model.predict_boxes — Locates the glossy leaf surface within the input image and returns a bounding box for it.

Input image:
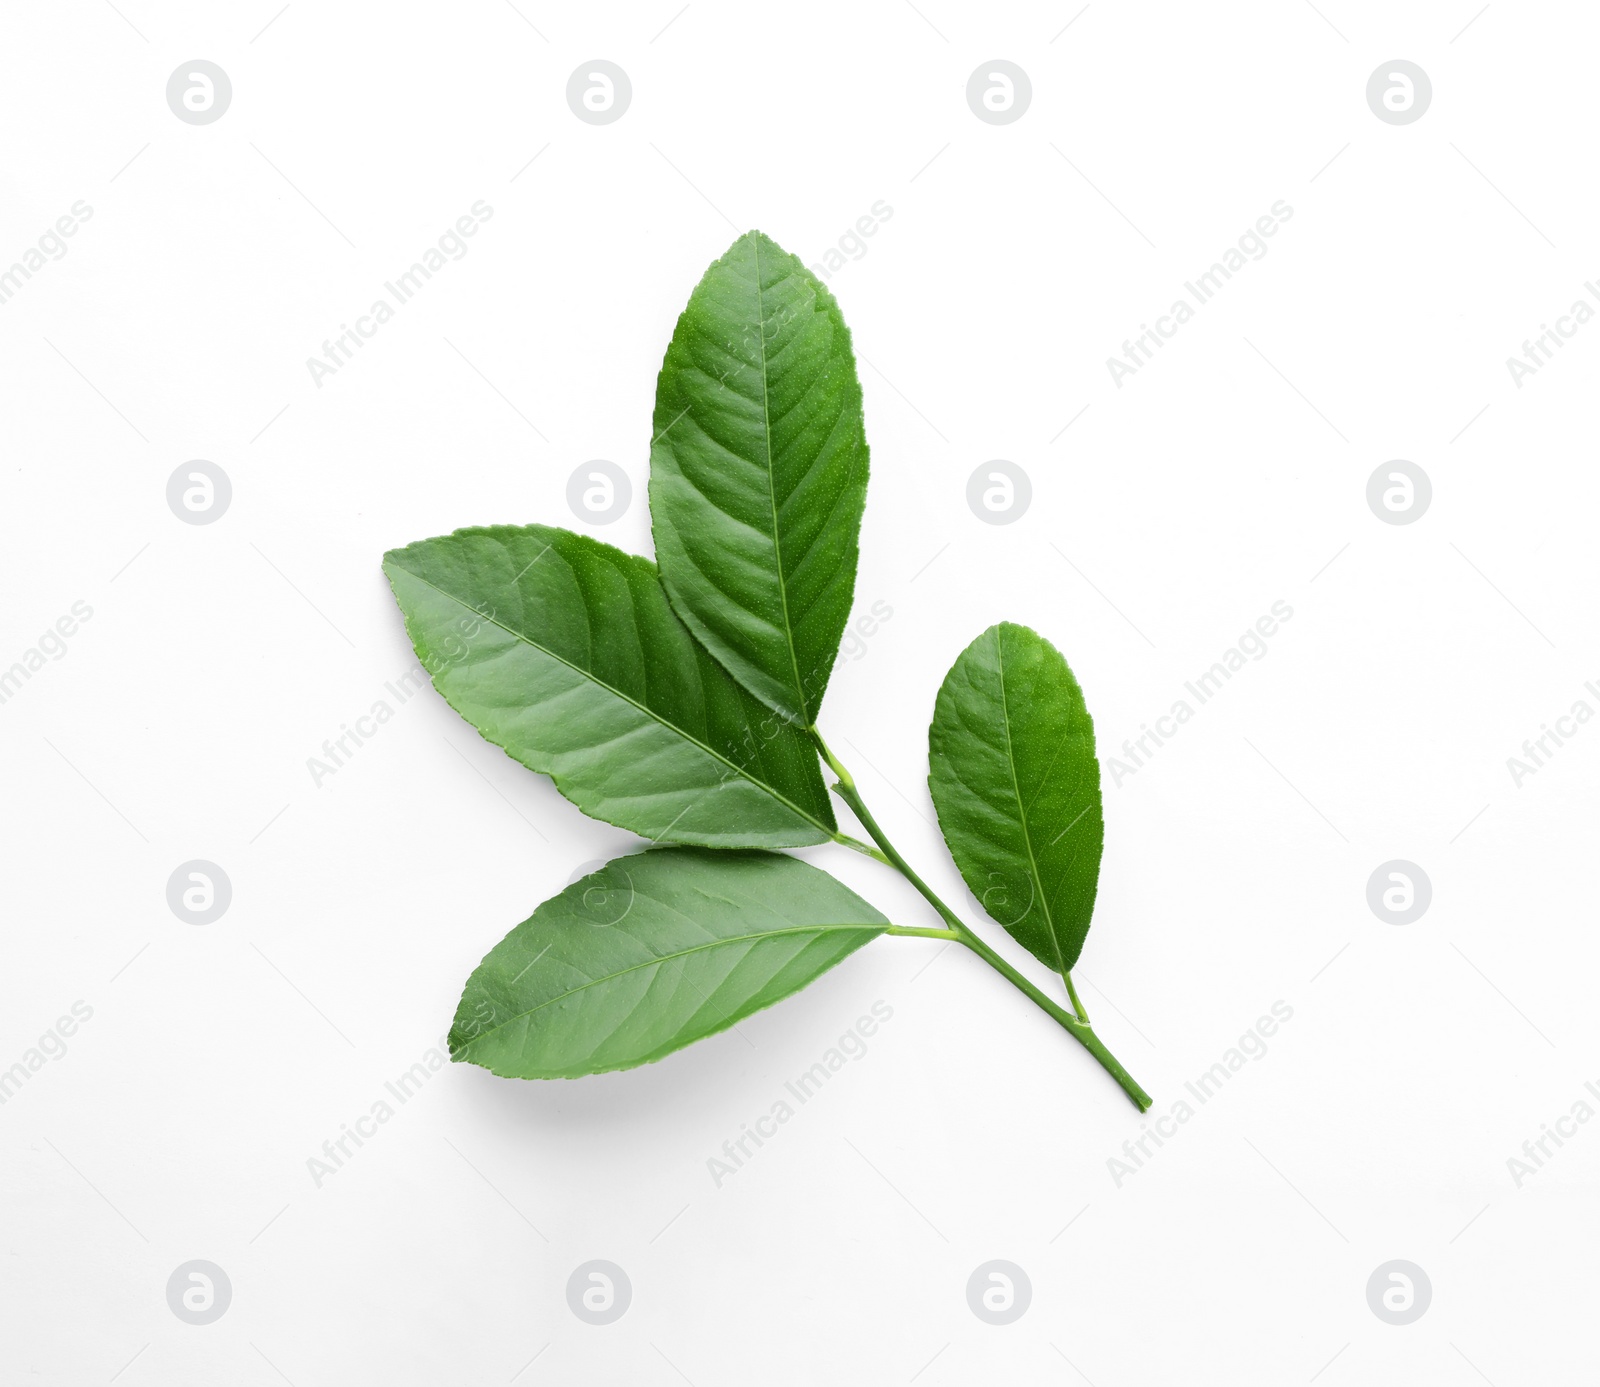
[450,848,887,1077]
[928,622,1105,976]
[384,525,835,847]
[649,230,869,727]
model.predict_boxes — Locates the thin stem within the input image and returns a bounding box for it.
[835,832,891,866]
[886,925,962,941]
[813,732,965,933]
[955,931,1150,1109]
[1064,971,1089,1024]
[810,724,1151,1113]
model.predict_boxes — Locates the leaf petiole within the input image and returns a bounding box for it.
[812,725,1151,1112]
[834,832,891,865]
[1064,971,1090,1024]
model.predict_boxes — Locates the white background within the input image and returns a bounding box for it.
[1,1,1595,1383]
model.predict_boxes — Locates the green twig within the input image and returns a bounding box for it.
[816,725,1151,1112]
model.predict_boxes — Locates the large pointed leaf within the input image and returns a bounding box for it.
[649,230,869,728]
[450,848,888,1077]
[928,623,1105,978]
[383,525,836,848]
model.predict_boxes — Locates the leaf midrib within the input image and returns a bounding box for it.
[993,626,1067,979]
[456,920,884,1051]
[749,233,811,726]
[389,558,833,837]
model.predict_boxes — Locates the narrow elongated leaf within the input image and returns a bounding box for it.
[383,525,836,848]
[450,848,888,1077]
[928,623,1105,977]
[649,230,869,728]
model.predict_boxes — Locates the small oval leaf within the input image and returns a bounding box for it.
[928,622,1104,977]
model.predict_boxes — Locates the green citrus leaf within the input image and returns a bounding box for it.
[450,848,888,1077]
[649,230,869,728]
[928,622,1105,977]
[383,525,836,848]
